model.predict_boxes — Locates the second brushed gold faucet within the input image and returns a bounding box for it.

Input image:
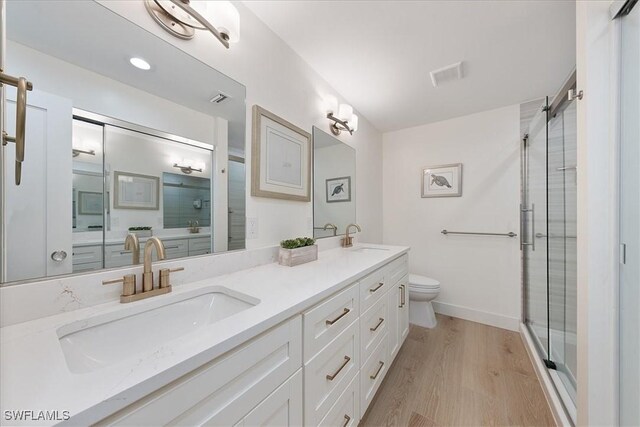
[143,237,166,292]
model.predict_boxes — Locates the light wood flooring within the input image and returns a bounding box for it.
[360,315,555,427]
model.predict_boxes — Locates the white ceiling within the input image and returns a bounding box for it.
[244,1,576,132]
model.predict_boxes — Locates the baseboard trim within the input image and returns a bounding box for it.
[432,301,520,331]
[519,323,574,427]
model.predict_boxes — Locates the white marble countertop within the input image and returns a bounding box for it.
[0,244,409,426]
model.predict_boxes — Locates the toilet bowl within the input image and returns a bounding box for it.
[408,274,441,329]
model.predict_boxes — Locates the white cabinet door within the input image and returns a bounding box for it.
[388,284,401,360]
[398,275,410,344]
[3,87,73,282]
[240,369,303,427]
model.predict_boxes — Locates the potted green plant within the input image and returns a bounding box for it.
[128,226,153,238]
[278,237,317,267]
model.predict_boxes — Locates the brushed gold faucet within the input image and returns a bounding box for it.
[103,236,184,303]
[143,237,166,292]
[342,223,361,248]
[124,233,140,265]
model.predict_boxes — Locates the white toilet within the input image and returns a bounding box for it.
[408,274,441,328]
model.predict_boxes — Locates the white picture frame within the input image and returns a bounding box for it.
[77,191,103,215]
[421,163,462,198]
[326,176,352,203]
[114,171,159,210]
[252,105,312,202]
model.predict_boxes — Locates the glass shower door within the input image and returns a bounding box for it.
[523,97,549,358]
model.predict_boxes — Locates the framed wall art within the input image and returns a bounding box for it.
[114,171,159,210]
[326,176,351,203]
[421,163,462,198]
[251,105,312,202]
[77,191,103,215]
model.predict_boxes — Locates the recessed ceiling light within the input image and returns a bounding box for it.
[129,57,151,71]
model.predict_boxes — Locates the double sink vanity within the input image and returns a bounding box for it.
[1,243,409,426]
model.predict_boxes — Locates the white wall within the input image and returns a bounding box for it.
[382,105,521,331]
[98,1,383,248]
[576,1,621,425]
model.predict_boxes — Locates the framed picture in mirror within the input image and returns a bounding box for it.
[252,105,311,202]
[78,191,103,215]
[326,176,351,203]
[114,171,160,210]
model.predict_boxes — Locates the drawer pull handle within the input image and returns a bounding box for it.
[401,284,406,307]
[369,282,384,293]
[326,356,351,381]
[165,245,180,250]
[342,415,351,427]
[326,308,350,326]
[370,361,384,380]
[398,285,403,308]
[370,317,384,332]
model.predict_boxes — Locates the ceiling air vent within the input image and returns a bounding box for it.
[429,61,463,88]
[209,92,229,104]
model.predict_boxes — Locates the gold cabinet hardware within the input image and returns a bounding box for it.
[326,308,350,326]
[342,415,351,427]
[102,274,136,298]
[159,267,184,289]
[398,285,403,308]
[370,361,384,380]
[400,284,406,307]
[326,355,351,381]
[1,71,33,185]
[369,282,384,293]
[370,317,384,332]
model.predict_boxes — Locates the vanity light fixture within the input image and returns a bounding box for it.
[145,0,240,49]
[72,148,96,157]
[129,57,151,71]
[327,103,359,136]
[173,163,202,174]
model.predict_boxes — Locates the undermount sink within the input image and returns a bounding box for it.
[57,286,259,374]
[349,246,391,253]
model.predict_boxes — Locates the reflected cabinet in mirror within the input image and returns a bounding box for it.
[1,1,246,284]
[312,127,356,239]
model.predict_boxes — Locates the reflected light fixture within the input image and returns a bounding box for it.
[72,148,96,157]
[327,103,358,136]
[145,0,240,48]
[173,163,203,174]
[129,57,151,70]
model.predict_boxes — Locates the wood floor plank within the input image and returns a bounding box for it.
[359,315,555,427]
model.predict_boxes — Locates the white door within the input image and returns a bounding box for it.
[239,370,303,427]
[3,87,72,282]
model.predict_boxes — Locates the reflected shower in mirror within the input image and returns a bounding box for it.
[313,127,356,239]
[2,0,246,284]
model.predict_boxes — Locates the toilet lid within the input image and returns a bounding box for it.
[409,274,440,290]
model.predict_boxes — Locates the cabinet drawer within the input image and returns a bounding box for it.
[189,237,211,253]
[303,283,359,363]
[359,267,387,313]
[72,244,102,265]
[104,244,136,268]
[304,320,359,427]
[386,254,408,287]
[319,372,360,427]
[98,316,302,426]
[162,239,189,259]
[360,332,389,412]
[72,261,103,273]
[189,248,211,256]
[360,292,389,364]
[240,369,303,427]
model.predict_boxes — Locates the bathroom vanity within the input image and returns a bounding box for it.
[0,244,409,426]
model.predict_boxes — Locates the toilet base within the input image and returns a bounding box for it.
[409,300,437,329]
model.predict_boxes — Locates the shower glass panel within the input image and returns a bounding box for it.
[547,99,577,403]
[524,98,549,359]
[523,89,578,416]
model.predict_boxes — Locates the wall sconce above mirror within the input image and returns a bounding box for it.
[145,0,240,48]
[326,103,359,136]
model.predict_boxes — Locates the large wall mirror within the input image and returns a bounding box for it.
[312,127,356,239]
[2,1,246,284]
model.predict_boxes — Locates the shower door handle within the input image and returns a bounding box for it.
[520,203,535,251]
